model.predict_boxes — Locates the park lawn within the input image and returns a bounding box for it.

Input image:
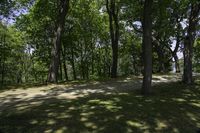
[0,77,200,133]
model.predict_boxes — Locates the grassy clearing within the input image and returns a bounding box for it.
[0,76,200,133]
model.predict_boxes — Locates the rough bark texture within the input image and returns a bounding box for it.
[106,0,119,78]
[142,0,153,95]
[48,0,69,83]
[183,3,200,84]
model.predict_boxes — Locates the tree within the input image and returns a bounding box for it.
[48,0,70,83]
[142,0,153,95]
[106,0,119,78]
[183,1,200,84]
[0,22,25,86]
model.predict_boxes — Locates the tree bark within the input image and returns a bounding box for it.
[154,40,166,73]
[1,53,5,86]
[1,35,6,86]
[61,46,68,81]
[173,31,181,73]
[48,0,70,83]
[106,0,119,78]
[63,60,68,81]
[183,3,200,84]
[59,60,63,81]
[70,46,76,80]
[142,0,153,95]
[174,55,180,73]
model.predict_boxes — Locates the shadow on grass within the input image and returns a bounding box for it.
[0,83,47,93]
[0,81,200,133]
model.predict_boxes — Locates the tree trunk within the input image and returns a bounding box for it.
[154,42,166,73]
[91,47,94,75]
[71,46,76,80]
[1,55,5,86]
[183,36,193,84]
[165,34,180,73]
[183,3,200,84]
[173,29,181,73]
[106,0,119,78]
[48,0,69,83]
[1,35,6,86]
[59,61,63,81]
[80,42,85,79]
[174,54,180,73]
[61,47,68,81]
[63,60,68,81]
[142,0,153,95]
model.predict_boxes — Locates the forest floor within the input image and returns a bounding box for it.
[0,74,200,133]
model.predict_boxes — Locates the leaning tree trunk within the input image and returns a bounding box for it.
[173,38,180,73]
[106,0,119,78]
[142,0,153,95]
[183,3,200,84]
[48,0,70,83]
[174,54,180,73]
[173,21,181,73]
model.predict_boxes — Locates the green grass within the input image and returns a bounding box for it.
[0,80,200,133]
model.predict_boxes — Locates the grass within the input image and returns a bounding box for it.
[0,77,200,133]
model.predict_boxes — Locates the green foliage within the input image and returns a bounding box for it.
[0,23,25,85]
[0,0,200,85]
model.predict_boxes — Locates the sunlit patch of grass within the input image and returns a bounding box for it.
[126,120,149,130]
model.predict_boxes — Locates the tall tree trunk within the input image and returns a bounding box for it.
[142,0,153,95]
[183,3,200,84]
[1,35,6,86]
[91,41,94,75]
[80,42,85,79]
[59,61,63,81]
[61,46,68,81]
[63,60,68,81]
[48,0,69,83]
[183,36,193,84]
[1,54,5,86]
[106,0,119,78]
[71,46,76,80]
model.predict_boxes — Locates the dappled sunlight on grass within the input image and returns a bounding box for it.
[126,120,149,131]
[0,75,200,132]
